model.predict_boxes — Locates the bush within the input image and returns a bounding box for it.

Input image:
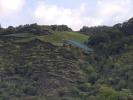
[79,83,92,92]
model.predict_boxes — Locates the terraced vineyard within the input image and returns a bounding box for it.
[0,37,90,100]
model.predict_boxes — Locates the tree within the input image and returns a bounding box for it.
[4,26,15,34]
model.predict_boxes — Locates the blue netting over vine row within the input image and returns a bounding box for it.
[65,40,93,52]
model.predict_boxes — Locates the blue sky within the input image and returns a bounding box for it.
[0,0,133,30]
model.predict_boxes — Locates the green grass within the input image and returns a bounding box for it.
[5,33,34,37]
[38,31,89,45]
[15,31,89,46]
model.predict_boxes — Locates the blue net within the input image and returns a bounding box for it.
[65,40,93,52]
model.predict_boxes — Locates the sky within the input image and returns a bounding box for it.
[0,0,133,30]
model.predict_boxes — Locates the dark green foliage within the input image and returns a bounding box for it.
[87,28,128,55]
[79,26,112,35]
[120,18,133,35]
[0,23,52,35]
[50,25,72,31]
[82,17,133,100]
[0,24,72,35]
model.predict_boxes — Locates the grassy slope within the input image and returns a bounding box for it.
[5,33,35,37]
[15,31,89,46]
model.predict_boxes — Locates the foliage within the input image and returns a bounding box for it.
[0,17,133,100]
[17,31,89,46]
[0,23,72,35]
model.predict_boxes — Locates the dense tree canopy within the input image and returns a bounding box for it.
[82,17,133,100]
[86,18,133,55]
[79,26,112,35]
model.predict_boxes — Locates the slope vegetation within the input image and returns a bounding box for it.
[13,31,89,46]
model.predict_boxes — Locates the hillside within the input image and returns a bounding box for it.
[84,18,133,100]
[0,18,133,100]
[0,37,89,100]
[10,31,89,46]
[0,30,91,100]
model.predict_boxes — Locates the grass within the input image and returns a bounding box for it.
[38,31,89,46]
[15,31,89,46]
[5,33,34,38]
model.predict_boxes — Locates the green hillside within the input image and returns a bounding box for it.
[0,18,133,100]
[38,31,89,45]
[41,31,88,42]
[15,31,89,46]
[5,32,35,37]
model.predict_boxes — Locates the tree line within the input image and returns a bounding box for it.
[0,23,72,35]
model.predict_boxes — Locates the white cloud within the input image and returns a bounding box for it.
[97,0,133,24]
[0,0,133,30]
[0,0,25,16]
[33,1,88,30]
[33,0,133,30]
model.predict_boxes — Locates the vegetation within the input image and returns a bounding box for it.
[0,18,132,100]
[38,31,89,45]
[11,31,89,46]
[79,26,112,35]
[83,18,133,100]
[0,23,72,35]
